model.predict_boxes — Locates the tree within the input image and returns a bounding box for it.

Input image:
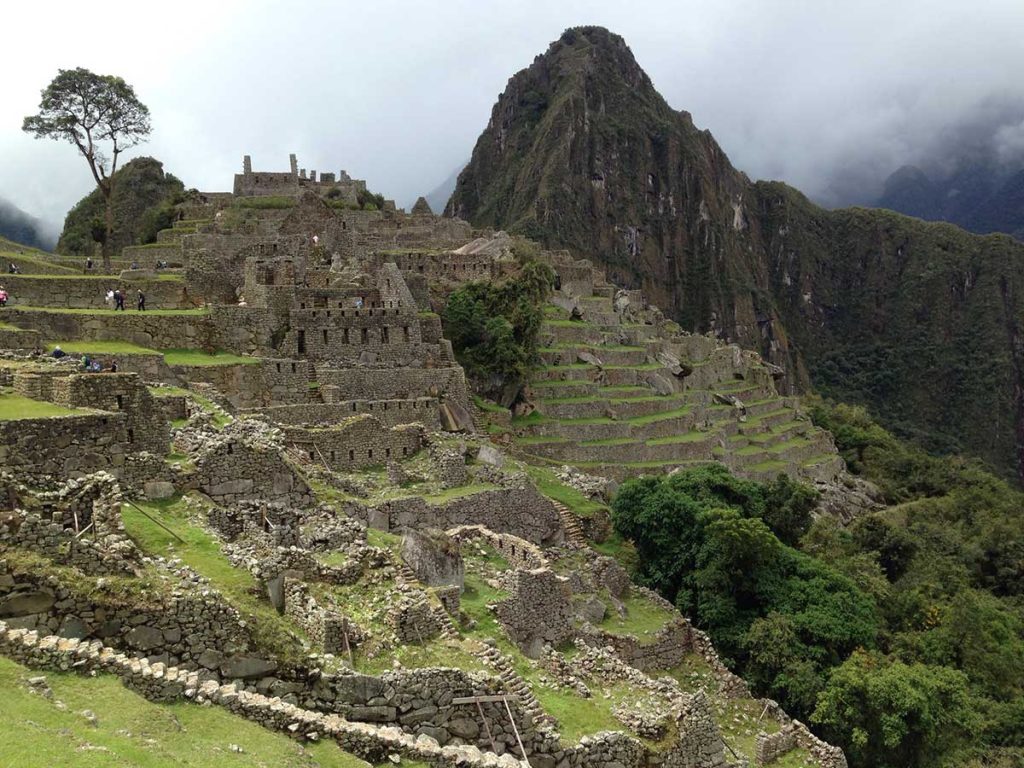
[23,68,151,267]
[813,650,975,768]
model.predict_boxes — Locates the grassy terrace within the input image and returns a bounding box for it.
[524,465,609,518]
[597,591,675,641]
[0,390,91,420]
[9,272,184,281]
[121,495,306,662]
[13,305,208,316]
[44,341,258,366]
[0,656,388,768]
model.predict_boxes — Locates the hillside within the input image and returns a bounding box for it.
[877,161,1024,242]
[447,26,1024,484]
[0,198,52,251]
[57,156,185,258]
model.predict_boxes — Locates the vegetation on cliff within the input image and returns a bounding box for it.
[442,259,554,391]
[611,403,1024,767]
[448,26,1024,485]
[57,156,184,258]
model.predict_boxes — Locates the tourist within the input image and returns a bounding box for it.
[109,361,118,373]
[105,289,115,309]
[81,354,91,369]
[8,262,18,274]
[137,289,146,311]
[51,345,66,359]
[0,286,7,307]
[355,296,363,309]
[130,261,138,270]
[86,256,93,271]
[114,289,125,311]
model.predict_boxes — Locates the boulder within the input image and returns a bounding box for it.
[125,625,165,651]
[578,350,604,368]
[402,528,464,588]
[0,589,55,618]
[476,444,505,468]
[220,655,278,680]
[143,481,176,500]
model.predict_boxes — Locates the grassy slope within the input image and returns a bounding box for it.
[0,656,380,768]
[0,390,89,420]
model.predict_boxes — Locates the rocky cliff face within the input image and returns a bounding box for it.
[447,26,1024,483]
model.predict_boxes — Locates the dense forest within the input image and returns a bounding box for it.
[613,400,1024,768]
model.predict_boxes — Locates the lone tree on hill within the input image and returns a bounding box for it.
[23,67,151,268]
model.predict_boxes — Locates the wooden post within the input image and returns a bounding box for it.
[503,696,531,767]
[475,699,498,755]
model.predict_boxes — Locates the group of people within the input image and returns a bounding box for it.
[105,288,145,311]
[50,346,118,373]
[7,262,19,274]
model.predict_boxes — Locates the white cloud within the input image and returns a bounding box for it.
[3,0,1024,230]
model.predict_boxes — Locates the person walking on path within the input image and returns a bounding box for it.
[137,289,146,311]
[113,289,125,311]
[0,286,7,307]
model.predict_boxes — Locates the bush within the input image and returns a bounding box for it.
[442,260,554,390]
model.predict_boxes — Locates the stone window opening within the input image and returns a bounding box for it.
[385,448,391,458]
[127,428,134,443]
[116,394,124,409]
[276,363,281,373]
[361,328,368,344]
[351,402,357,411]
[368,449,373,459]
[330,450,336,461]
[382,327,389,344]
[227,442,233,455]
[322,329,329,345]
[403,326,410,342]
[382,402,388,410]
[348,449,354,461]
[297,330,306,354]
[402,447,408,456]
[343,328,349,344]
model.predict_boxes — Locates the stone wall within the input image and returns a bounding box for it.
[0,412,132,481]
[256,398,439,428]
[284,415,424,470]
[2,275,193,310]
[495,568,574,656]
[365,486,563,546]
[314,364,470,414]
[0,565,250,668]
[190,432,313,506]
[447,525,548,571]
[50,372,170,456]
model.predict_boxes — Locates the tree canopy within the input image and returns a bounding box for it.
[23,68,151,262]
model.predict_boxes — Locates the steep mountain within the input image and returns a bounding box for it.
[423,162,464,217]
[447,26,1024,484]
[878,160,1024,241]
[57,156,184,257]
[0,198,52,250]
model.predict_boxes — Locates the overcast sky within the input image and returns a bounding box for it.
[4,0,1024,240]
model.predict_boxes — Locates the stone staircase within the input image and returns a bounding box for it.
[552,500,588,548]
[473,641,548,725]
[396,563,460,641]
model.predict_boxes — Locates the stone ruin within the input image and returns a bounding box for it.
[0,152,855,768]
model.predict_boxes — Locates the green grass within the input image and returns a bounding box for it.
[579,437,637,447]
[10,272,183,282]
[471,394,508,414]
[524,465,608,519]
[646,431,710,446]
[1,252,77,273]
[0,655,378,768]
[163,349,259,366]
[627,405,692,426]
[749,460,789,473]
[12,305,208,316]
[47,340,159,356]
[597,592,674,643]
[120,496,306,662]
[44,341,257,367]
[0,390,90,420]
